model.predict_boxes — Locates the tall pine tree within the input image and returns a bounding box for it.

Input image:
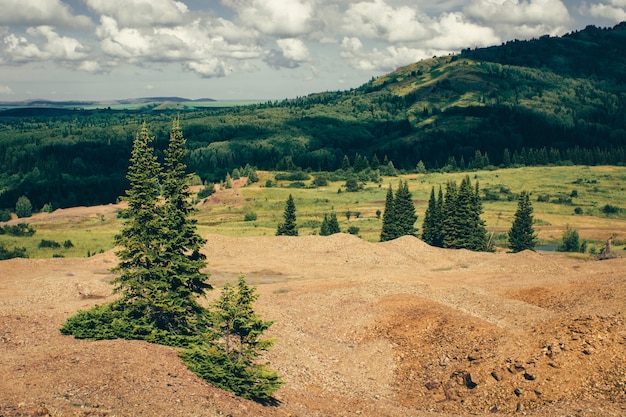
[508,191,537,252]
[276,194,298,236]
[422,186,442,246]
[393,180,417,237]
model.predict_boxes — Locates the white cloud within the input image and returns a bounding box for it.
[584,1,626,22]
[343,0,432,42]
[1,26,87,63]
[0,0,92,27]
[340,36,432,71]
[428,12,500,49]
[277,38,310,62]
[225,0,317,37]
[0,84,13,95]
[85,0,189,27]
[464,0,571,37]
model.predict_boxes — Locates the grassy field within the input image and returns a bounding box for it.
[2,165,626,259]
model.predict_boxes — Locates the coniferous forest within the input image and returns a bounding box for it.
[1,23,625,212]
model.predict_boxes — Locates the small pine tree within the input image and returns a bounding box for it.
[276,194,298,236]
[327,212,340,234]
[380,184,396,242]
[181,276,282,402]
[508,191,537,252]
[422,187,441,246]
[320,213,331,236]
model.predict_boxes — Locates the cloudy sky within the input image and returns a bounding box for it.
[0,0,624,101]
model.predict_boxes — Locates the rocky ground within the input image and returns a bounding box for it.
[1,232,624,417]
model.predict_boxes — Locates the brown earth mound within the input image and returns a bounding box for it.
[1,234,624,417]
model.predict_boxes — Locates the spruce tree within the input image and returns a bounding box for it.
[380,184,397,242]
[422,187,440,246]
[442,176,488,251]
[110,122,171,332]
[276,194,298,236]
[508,191,537,252]
[327,212,340,234]
[181,276,282,402]
[159,117,212,331]
[393,180,417,237]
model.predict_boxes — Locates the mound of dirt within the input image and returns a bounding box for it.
[1,234,624,416]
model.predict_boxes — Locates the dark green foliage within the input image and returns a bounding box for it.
[15,196,32,218]
[379,185,397,242]
[181,276,282,402]
[441,176,489,251]
[313,174,329,186]
[393,181,418,237]
[320,212,340,236]
[0,223,36,236]
[197,184,216,199]
[63,240,74,248]
[0,244,27,260]
[38,239,61,249]
[558,226,582,252]
[276,194,298,236]
[602,204,621,214]
[422,187,443,246]
[345,178,361,192]
[380,181,417,241]
[244,212,257,221]
[347,226,360,235]
[0,209,11,222]
[508,191,537,252]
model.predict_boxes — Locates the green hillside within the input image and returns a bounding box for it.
[0,23,625,211]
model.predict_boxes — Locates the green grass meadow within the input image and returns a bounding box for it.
[3,166,626,259]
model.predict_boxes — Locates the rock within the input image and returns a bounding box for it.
[523,372,536,381]
[514,388,523,397]
[491,371,502,382]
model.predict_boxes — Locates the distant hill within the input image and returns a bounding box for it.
[1,23,626,210]
[0,97,216,108]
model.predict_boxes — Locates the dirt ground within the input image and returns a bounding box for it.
[1,229,625,416]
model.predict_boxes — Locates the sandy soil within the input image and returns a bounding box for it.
[1,231,625,417]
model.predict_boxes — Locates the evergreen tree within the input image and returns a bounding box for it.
[442,176,489,251]
[393,181,418,237]
[159,117,212,330]
[320,213,330,236]
[508,191,537,252]
[379,184,397,242]
[181,276,282,402]
[327,212,340,234]
[422,187,442,246]
[276,194,298,236]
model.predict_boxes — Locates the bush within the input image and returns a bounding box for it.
[63,240,74,248]
[38,239,61,249]
[274,172,310,181]
[15,196,33,218]
[313,175,329,186]
[0,209,11,222]
[0,223,36,236]
[0,244,27,260]
[244,212,257,221]
[197,184,216,199]
[558,227,581,252]
[347,226,360,235]
[602,204,620,214]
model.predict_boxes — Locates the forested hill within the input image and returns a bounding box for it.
[1,23,626,211]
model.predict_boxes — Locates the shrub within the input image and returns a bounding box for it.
[347,226,360,235]
[197,184,216,199]
[244,212,257,221]
[15,196,33,218]
[574,207,583,215]
[313,175,329,186]
[558,226,581,252]
[0,209,11,222]
[602,204,620,214]
[63,240,74,248]
[38,239,61,249]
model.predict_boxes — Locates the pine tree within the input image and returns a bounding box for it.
[508,191,537,252]
[181,276,282,402]
[320,213,331,236]
[442,176,488,251]
[380,184,397,242]
[110,122,169,330]
[276,194,298,236]
[327,212,340,234]
[422,187,441,246]
[393,181,417,237]
[158,117,212,331]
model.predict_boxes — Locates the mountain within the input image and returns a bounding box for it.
[0,23,625,210]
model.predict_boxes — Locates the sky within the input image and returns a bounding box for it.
[0,0,624,102]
